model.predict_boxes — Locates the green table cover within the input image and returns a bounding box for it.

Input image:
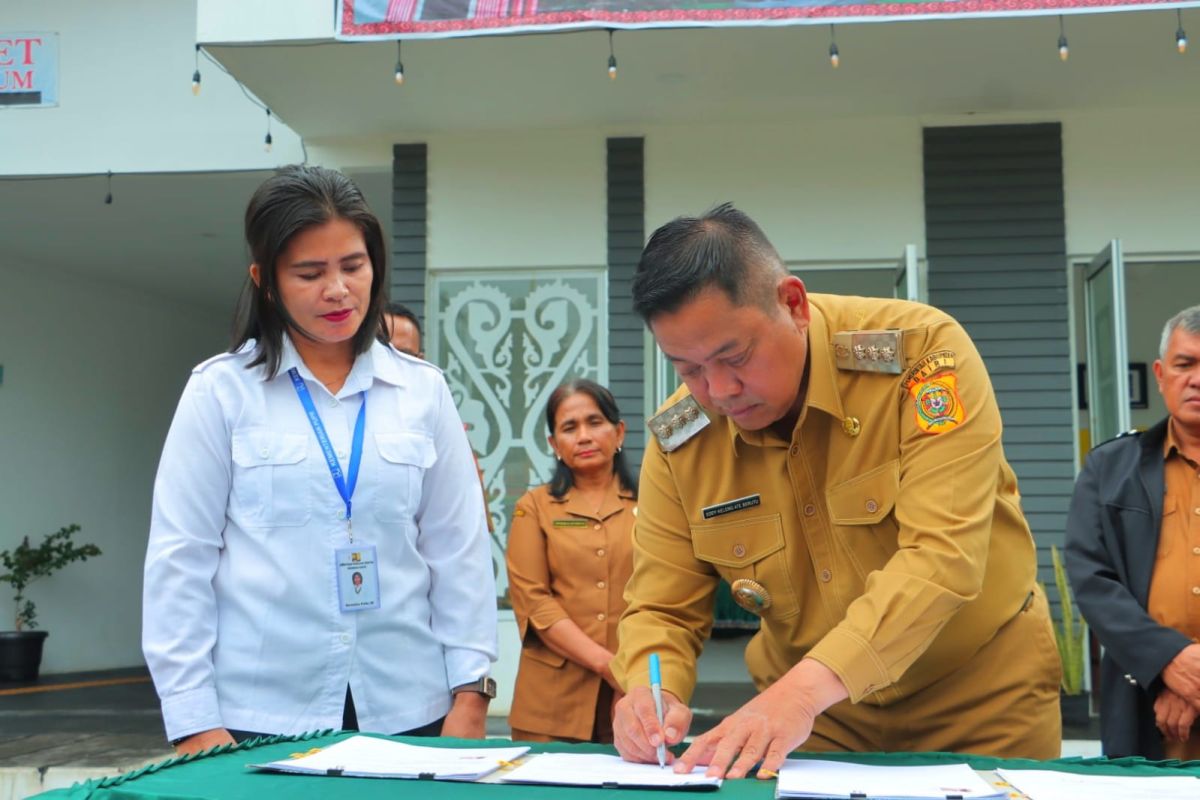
[33,730,1200,800]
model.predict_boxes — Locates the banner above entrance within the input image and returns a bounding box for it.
[338,0,1198,39]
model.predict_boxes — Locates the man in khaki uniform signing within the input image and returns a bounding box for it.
[611,204,1061,778]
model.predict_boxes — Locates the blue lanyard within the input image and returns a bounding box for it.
[288,368,366,540]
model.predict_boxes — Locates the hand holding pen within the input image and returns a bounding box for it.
[649,654,667,767]
[612,656,694,766]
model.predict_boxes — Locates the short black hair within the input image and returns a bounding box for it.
[232,165,389,376]
[384,301,423,341]
[545,379,638,500]
[631,202,787,323]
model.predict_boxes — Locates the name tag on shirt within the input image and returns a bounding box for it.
[701,494,762,520]
[335,544,381,612]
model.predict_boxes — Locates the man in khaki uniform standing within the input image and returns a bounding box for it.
[611,204,1061,778]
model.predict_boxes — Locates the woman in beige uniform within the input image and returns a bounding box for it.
[506,379,638,743]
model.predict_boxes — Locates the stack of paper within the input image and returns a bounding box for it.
[249,735,529,781]
[996,767,1200,800]
[776,759,1004,799]
[500,753,723,790]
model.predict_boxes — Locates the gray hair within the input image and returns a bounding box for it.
[1160,305,1200,358]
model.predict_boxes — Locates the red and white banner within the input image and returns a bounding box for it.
[338,0,1200,39]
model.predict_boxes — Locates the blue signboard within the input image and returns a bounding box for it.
[1,32,58,108]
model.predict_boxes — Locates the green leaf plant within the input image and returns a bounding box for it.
[0,524,101,631]
[1042,544,1086,695]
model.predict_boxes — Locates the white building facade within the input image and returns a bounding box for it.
[1,1,1198,716]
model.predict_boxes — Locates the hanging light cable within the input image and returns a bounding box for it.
[264,108,273,153]
[1058,15,1069,62]
[191,44,202,95]
[394,41,405,85]
[1177,9,1189,54]
[828,24,840,68]
[607,30,617,80]
[104,171,113,205]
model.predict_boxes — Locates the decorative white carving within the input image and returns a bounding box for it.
[429,271,607,598]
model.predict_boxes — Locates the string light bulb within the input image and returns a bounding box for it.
[828,25,840,68]
[1177,10,1188,54]
[264,108,273,153]
[1058,15,1069,62]
[104,171,113,205]
[607,30,617,80]
[394,41,405,85]
[191,44,202,96]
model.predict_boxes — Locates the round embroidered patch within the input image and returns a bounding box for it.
[910,373,966,434]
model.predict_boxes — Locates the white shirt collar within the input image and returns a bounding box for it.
[271,334,405,397]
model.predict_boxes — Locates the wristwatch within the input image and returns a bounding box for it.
[451,676,497,699]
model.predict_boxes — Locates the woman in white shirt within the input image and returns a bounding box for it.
[143,166,497,754]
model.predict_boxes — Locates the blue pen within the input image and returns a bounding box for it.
[649,653,667,768]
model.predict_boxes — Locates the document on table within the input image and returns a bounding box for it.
[996,767,1200,800]
[500,753,723,791]
[776,759,1004,799]
[248,735,529,781]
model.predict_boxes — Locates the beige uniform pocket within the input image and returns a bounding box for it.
[522,637,567,668]
[691,513,800,619]
[827,460,900,573]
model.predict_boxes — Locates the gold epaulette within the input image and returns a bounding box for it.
[832,330,905,375]
[647,394,710,452]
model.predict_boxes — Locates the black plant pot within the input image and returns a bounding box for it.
[1060,690,1091,728]
[0,630,49,682]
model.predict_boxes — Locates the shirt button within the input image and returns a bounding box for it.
[337,449,347,459]
[596,548,605,557]
[1194,507,1200,516]
[733,543,747,558]
[593,523,602,531]
[328,397,338,408]
[259,448,270,459]
[339,633,351,644]
[804,504,816,516]
[597,612,606,621]
[597,580,606,589]
[1193,587,1200,596]
[1193,546,1200,556]
[820,569,832,582]
[790,445,800,456]
[865,499,879,514]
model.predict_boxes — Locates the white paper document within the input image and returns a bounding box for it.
[996,767,1200,800]
[776,759,1004,799]
[249,735,530,781]
[500,753,723,790]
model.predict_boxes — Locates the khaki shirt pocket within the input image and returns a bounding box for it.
[1153,506,1178,560]
[827,460,900,572]
[522,638,567,668]
[691,513,799,619]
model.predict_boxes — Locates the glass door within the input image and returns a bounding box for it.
[1083,240,1130,446]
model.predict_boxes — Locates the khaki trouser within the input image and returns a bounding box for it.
[805,584,1062,759]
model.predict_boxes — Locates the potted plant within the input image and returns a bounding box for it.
[1045,544,1089,726]
[0,524,101,682]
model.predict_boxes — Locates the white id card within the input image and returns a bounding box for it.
[335,544,381,612]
